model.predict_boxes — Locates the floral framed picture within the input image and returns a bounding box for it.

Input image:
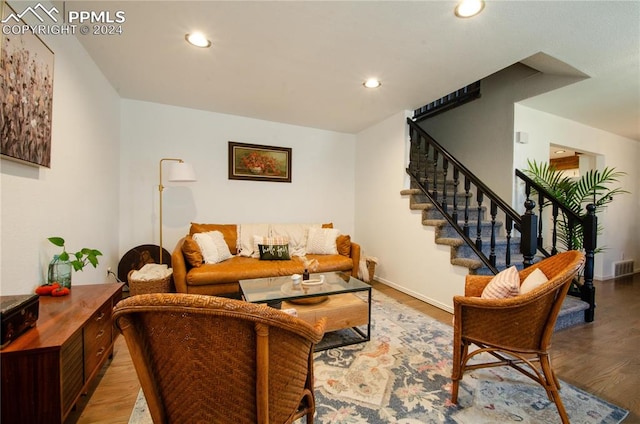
[228,142,292,183]
[1,1,55,167]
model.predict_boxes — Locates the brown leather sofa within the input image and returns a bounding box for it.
[172,223,361,296]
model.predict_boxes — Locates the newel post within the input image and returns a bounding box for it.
[582,203,597,322]
[521,199,538,268]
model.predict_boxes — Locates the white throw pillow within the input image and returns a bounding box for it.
[305,227,339,255]
[193,231,232,264]
[481,266,520,299]
[520,268,548,294]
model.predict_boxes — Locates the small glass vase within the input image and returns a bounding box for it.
[48,255,72,289]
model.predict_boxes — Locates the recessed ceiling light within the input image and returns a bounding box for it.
[554,150,566,154]
[185,32,211,48]
[363,78,381,89]
[454,0,485,18]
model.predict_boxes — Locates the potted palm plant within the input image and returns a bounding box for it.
[523,159,628,253]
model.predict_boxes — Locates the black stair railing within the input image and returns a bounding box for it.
[407,118,523,275]
[515,169,597,322]
[406,118,597,322]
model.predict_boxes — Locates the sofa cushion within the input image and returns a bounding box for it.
[182,235,204,268]
[306,227,339,255]
[336,235,351,257]
[193,231,233,264]
[185,254,353,286]
[189,223,237,255]
[252,235,289,259]
[258,243,291,260]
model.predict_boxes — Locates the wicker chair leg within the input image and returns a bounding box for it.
[540,355,569,424]
[450,339,468,403]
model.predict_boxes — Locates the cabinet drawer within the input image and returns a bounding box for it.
[83,301,112,378]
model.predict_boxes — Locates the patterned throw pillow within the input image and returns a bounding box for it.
[193,231,233,264]
[253,236,289,259]
[258,244,291,260]
[481,266,520,299]
[306,227,339,255]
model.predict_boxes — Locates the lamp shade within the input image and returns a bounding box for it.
[167,162,196,182]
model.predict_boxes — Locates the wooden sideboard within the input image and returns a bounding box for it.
[1,283,123,424]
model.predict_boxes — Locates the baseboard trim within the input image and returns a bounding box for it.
[373,276,454,314]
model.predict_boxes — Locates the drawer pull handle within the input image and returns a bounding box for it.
[96,330,105,339]
[95,312,105,321]
[96,347,105,357]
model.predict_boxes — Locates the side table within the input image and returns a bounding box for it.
[0,283,123,424]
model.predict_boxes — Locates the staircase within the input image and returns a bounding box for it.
[402,120,591,331]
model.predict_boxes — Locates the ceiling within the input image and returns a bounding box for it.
[70,1,639,140]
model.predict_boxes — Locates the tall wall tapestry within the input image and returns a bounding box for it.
[1,2,55,167]
[228,142,292,183]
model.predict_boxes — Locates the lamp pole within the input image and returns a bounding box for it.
[158,158,185,264]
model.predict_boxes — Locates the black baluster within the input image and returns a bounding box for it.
[442,158,449,213]
[521,199,538,267]
[432,150,439,202]
[489,200,497,267]
[567,218,574,251]
[505,215,513,267]
[537,192,544,249]
[582,203,597,322]
[475,189,484,250]
[551,203,559,255]
[463,176,470,237]
[452,167,459,224]
[423,142,430,190]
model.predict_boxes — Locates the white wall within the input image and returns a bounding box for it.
[515,104,640,279]
[1,30,121,295]
[119,100,356,257]
[354,111,466,312]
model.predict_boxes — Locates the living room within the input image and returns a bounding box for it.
[1,0,639,422]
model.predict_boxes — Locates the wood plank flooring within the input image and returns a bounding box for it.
[65,273,640,423]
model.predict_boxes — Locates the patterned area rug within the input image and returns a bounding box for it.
[129,290,628,424]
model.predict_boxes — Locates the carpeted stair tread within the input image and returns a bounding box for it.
[555,296,590,331]
[401,174,589,330]
[435,237,466,247]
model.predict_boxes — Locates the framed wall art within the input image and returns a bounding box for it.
[1,1,55,167]
[228,142,292,183]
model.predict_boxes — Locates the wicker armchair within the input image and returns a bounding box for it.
[451,250,585,424]
[113,293,326,424]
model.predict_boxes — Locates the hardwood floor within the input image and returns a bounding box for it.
[65,273,640,423]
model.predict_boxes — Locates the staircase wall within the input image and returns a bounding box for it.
[355,111,465,312]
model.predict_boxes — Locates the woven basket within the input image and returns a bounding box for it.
[366,258,376,282]
[128,270,174,295]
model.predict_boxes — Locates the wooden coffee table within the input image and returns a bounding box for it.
[239,272,371,350]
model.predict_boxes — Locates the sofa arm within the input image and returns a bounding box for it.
[171,238,188,293]
[350,242,361,278]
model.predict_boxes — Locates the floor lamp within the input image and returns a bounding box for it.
[159,158,196,264]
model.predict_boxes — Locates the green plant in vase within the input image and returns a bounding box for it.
[47,237,102,288]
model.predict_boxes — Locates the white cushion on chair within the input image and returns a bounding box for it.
[520,268,548,294]
[481,266,520,299]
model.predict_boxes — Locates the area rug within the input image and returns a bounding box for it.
[129,290,628,424]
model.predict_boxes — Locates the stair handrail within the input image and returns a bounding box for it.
[407,119,523,227]
[406,118,523,274]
